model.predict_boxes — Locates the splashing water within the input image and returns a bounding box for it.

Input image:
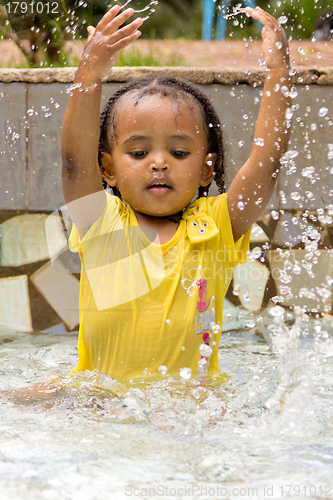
[115,0,158,21]
[223,4,247,20]
[1,310,333,499]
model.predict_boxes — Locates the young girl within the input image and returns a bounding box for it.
[61,5,291,382]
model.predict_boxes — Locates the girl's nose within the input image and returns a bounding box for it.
[150,153,168,171]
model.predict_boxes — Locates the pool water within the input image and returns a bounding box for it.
[1,309,333,500]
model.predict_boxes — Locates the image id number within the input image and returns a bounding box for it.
[280,485,332,497]
[5,1,60,15]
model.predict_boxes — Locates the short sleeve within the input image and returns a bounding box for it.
[68,192,123,255]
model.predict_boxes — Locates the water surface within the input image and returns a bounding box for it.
[1,311,333,500]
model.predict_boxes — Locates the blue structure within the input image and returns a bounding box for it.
[202,0,262,40]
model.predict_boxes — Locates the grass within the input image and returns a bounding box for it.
[0,42,185,68]
[114,45,185,67]
[0,59,29,69]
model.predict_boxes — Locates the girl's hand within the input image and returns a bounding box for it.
[245,7,289,69]
[80,5,143,80]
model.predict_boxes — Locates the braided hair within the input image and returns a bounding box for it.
[98,76,226,199]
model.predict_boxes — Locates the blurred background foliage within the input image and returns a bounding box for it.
[0,0,332,67]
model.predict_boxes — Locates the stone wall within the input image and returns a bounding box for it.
[0,67,333,332]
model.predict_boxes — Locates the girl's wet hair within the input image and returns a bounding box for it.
[99,76,226,198]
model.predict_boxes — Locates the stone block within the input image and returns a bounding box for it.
[279,86,333,210]
[30,261,80,330]
[1,213,50,266]
[0,83,26,209]
[267,249,333,313]
[27,83,120,211]
[233,260,270,311]
[222,298,249,331]
[272,212,308,248]
[250,222,269,243]
[42,323,67,334]
[204,85,278,207]
[27,84,68,210]
[0,275,32,331]
[45,206,81,273]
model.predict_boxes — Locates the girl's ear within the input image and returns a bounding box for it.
[100,152,117,187]
[200,153,217,186]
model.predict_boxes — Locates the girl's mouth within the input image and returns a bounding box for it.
[148,182,172,196]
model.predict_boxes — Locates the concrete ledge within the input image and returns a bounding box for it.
[1,67,333,85]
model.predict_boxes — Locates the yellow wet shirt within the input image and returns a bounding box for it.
[69,192,250,381]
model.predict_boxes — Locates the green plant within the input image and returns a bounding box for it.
[0,0,108,67]
[0,56,29,69]
[0,0,204,68]
[114,45,185,66]
[223,0,333,40]
[269,0,333,40]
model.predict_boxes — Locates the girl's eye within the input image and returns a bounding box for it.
[129,151,147,158]
[171,150,189,158]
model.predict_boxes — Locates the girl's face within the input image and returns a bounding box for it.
[101,93,216,218]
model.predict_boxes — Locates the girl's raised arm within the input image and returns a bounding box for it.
[61,6,142,236]
[227,7,291,241]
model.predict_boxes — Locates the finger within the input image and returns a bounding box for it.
[104,7,138,34]
[245,6,279,29]
[108,17,143,44]
[114,29,142,49]
[87,25,96,41]
[96,4,121,30]
[108,30,142,56]
[109,31,141,60]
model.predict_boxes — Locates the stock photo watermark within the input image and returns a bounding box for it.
[124,483,332,498]
[1,0,63,32]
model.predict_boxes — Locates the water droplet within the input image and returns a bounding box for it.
[289,87,298,99]
[278,15,288,25]
[284,150,299,159]
[199,344,212,357]
[237,201,245,211]
[271,210,280,220]
[251,225,265,238]
[254,137,265,147]
[291,192,301,201]
[302,166,315,178]
[276,41,283,50]
[241,292,250,303]
[238,140,244,148]
[305,190,315,200]
[247,247,262,261]
[166,319,171,325]
[269,306,285,317]
[319,107,328,117]
[158,365,168,375]
[198,358,207,368]
[211,323,221,334]
[285,108,293,120]
[179,367,191,380]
